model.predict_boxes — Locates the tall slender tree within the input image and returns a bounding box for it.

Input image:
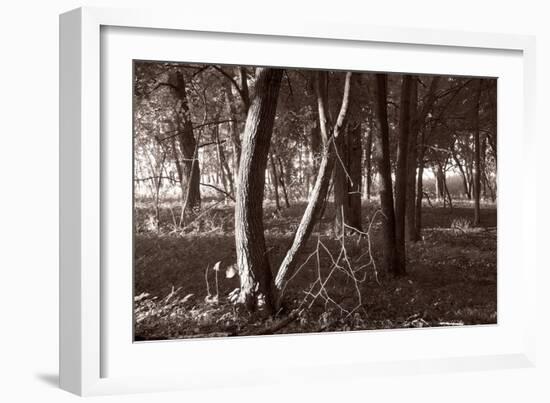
[171,71,201,213]
[373,74,402,275]
[405,76,440,241]
[473,79,483,226]
[404,76,418,242]
[394,75,413,274]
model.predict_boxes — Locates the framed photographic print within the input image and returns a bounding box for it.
[60,6,537,396]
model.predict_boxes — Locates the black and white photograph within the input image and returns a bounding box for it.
[5,0,550,400]
[133,62,497,341]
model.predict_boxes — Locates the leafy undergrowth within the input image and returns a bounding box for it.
[134,200,496,341]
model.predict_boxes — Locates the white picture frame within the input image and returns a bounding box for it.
[60,6,537,396]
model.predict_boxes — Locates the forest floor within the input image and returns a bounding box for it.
[134,199,497,341]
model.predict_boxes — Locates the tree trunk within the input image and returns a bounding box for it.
[406,76,439,240]
[452,143,471,199]
[311,123,321,173]
[334,121,362,234]
[439,160,453,210]
[414,130,426,240]
[481,134,488,199]
[483,170,496,202]
[269,152,281,210]
[275,71,353,293]
[347,122,363,230]
[172,71,201,213]
[405,77,419,241]
[223,80,243,193]
[277,156,291,208]
[364,119,373,200]
[473,80,482,226]
[435,164,446,202]
[373,73,401,275]
[234,68,283,313]
[169,135,187,215]
[394,75,413,274]
[215,123,233,198]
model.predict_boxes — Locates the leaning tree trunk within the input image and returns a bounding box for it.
[275,71,353,294]
[234,68,283,313]
[473,79,482,226]
[373,73,401,275]
[394,75,413,275]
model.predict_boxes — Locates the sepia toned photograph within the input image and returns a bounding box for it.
[133,62,497,341]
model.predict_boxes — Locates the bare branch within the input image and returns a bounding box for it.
[212,66,250,108]
[199,182,235,201]
[333,72,353,138]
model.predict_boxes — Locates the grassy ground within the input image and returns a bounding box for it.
[134,199,497,341]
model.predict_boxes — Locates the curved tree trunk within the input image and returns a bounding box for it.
[275,143,336,292]
[235,68,283,313]
[275,71,353,294]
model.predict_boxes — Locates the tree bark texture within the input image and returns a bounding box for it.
[394,75,413,274]
[406,76,439,241]
[171,71,201,213]
[234,68,283,312]
[373,73,401,275]
[334,121,363,234]
[414,130,426,239]
[405,77,419,241]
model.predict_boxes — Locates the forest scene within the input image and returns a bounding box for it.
[133,61,497,341]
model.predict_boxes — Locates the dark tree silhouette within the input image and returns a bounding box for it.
[373,73,401,275]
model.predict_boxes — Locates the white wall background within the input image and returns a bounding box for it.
[0,1,548,402]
